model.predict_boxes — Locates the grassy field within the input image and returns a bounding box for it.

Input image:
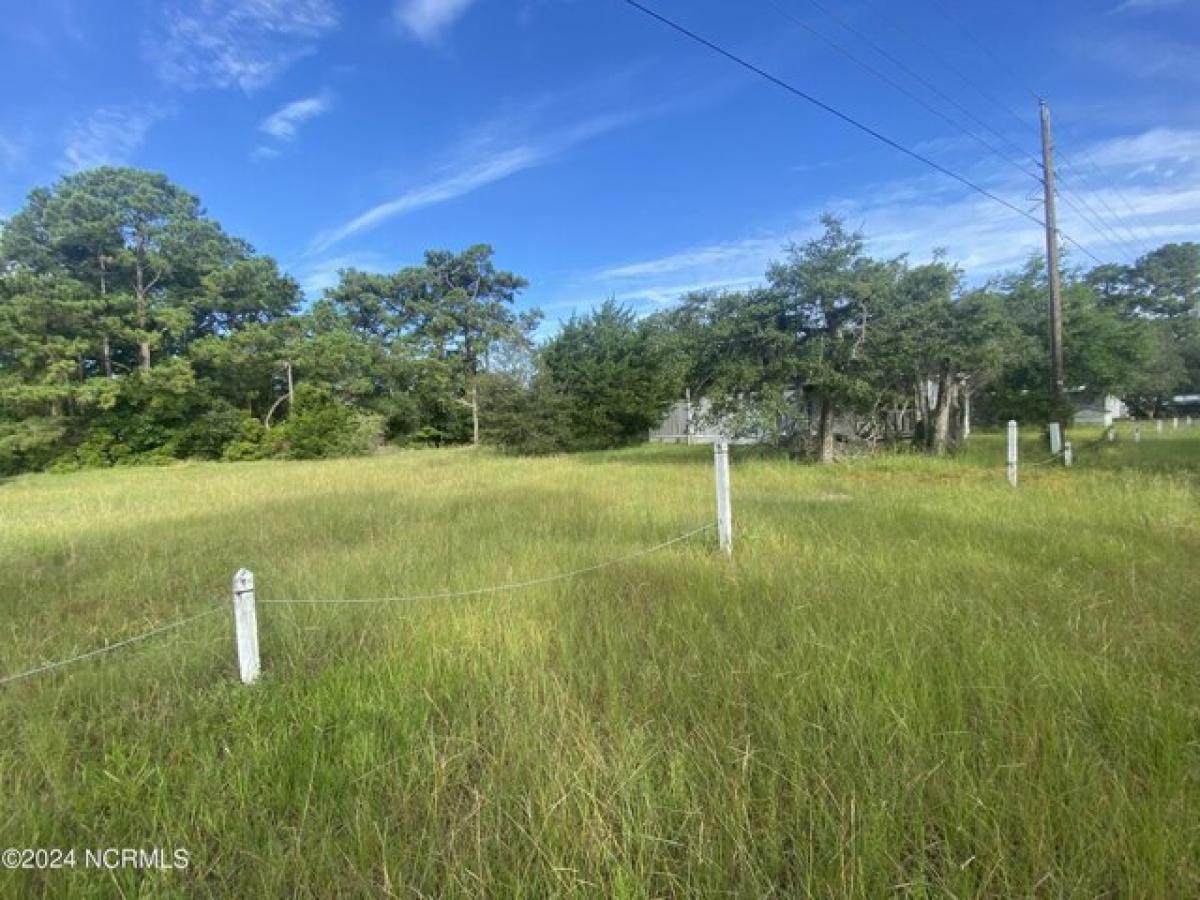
[1,424,1197,897]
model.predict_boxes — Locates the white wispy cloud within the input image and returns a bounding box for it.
[309,107,645,253]
[599,239,783,281]
[1109,0,1187,13]
[0,133,28,171]
[584,126,1200,308]
[148,0,339,92]
[260,91,333,140]
[291,251,398,298]
[394,0,479,43]
[1087,32,1200,84]
[61,107,161,172]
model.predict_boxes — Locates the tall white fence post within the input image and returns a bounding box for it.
[1187,415,1193,428]
[1049,422,1062,455]
[232,569,260,684]
[713,439,733,555]
[1157,419,1164,435]
[1006,420,1018,488]
[1063,441,1073,468]
[1134,423,1141,444]
[1173,417,1179,430]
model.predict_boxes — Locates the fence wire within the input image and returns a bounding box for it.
[260,523,716,606]
[0,607,224,688]
[1,523,715,687]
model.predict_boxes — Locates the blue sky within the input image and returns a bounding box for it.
[2,0,1198,327]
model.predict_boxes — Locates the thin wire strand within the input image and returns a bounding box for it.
[784,0,1043,174]
[759,0,1042,181]
[0,607,223,688]
[618,0,1046,230]
[261,523,715,606]
[853,0,1038,136]
[1057,154,1156,255]
[904,0,1157,257]
[921,0,1042,105]
[1055,188,1143,263]
[1072,152,1159,251]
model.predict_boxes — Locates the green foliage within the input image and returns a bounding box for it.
[538,300,679,449]
[2,439,1197,896]
[0,166,1195,472]
[479,374,574,455]
[269,384,385,460]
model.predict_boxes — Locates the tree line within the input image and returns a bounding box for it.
[1,168,1196,473]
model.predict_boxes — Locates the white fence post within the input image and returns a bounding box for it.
[1107,426,1116,442]
[1157,419,1164,435]
[1063,441,1073,468]
[1049,422,1062,455]
[1188,416,1193,428]
[1134,423,1141,444]
[713,439,733,555]
[1173,417,1179,430]
[1007,420,1018,488]
[232,569,260,684]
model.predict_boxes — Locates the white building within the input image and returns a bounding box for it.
[1071,393,1128,427]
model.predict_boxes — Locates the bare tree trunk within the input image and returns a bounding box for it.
[470,380,480,445]
[928,366,954,456]
[816,393,835,463]
[134,237,153,374]
[98,255,113,378]
[913,379,929,449]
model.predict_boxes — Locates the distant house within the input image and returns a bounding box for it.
[648,394,760,445]
[649,382,963,445]
[1164,394,1200,416]
[1070,392,1128,427]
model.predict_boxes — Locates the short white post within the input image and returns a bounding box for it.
[1134,423,1141,444]
[1187,415,1193,428]
[1107,426,1116,443]
[1157,419,1164,435]
[1173,417,1179,430]
[1049,422,1062,455]
[1063,441,1073,468]
[713,439,733,555]
[232,568,260,684]
[1006,420,1018,488]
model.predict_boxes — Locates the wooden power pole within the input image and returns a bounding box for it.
[1039,100,1066,414]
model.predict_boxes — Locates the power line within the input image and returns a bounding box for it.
[921,0,1042,105]
[785,0,1042,174]
[758,0,1042,182]
[793,0,1148,263]
[1058,150,1158,255]
[852,0,1038,137]
[617,0,1106,266]
[816,0,1142,264]
[1055,189,1142,264]
[892,0,1157,256]
[1055,173,1147,261]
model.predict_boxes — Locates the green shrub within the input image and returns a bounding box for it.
[271,385,386,459]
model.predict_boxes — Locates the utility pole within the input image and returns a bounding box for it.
[1040,100,1066,416]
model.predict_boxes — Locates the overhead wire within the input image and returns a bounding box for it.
[782,0,1043,174]
[758,0,1042,182]
[910,0,1156,257]
[617,0,1107,266]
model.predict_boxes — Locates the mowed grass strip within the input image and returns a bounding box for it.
[0,429,1197,898]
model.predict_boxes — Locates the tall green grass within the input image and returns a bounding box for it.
[1,424,1197,897]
